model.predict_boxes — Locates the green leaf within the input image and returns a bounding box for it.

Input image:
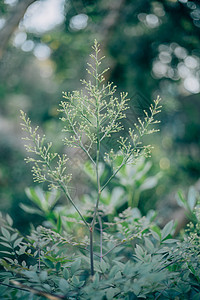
[114,271,122,280]
[39,270,48,281]
[1,227,11,241]
[100,260,109,273]
[25,187,48,211]
[23,270,39,282]
[123,261,132,276]
[3,257,15,264]
[46,189,60,208]
[10,232,18,241]
[109,265,121,278]
[43,258,54,268]
[139,176,158,191]
[144,237,154,253]
[177,190,187,208]
[17,245,27,255]
[106,288,116,300]
[188,186,197,211]
[135,244,144,259]
[6,214,13,226]
[71,258,81,274]
[0,279,9,295]
[150,226,161,241]
[92,272,99,288]
[56,262,61,271]
[19,203,43,215]
[161,220,174,240]
[63,268,70,280]
[132,283,141,296]
[193,293,200,300]
[56,214,62,233]
[113,261,125,272]
[162,239,178,244]
[13,237,23,248]
[71,275,80,286]
[0,250,14,255]
[43,284,51,292]
[0,242,12,249]
[59,278,69,293]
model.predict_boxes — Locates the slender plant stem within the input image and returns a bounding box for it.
[89,226,94,276]
[100,137,147,194]
[0,280,65,300]
[102,242,123,258]
[98,213,103,262]
[102,229,146,258]
[101,161,125,192]
[89,49,102,275]
[59,183,89,229]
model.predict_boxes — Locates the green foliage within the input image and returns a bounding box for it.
[1,209,200,299]
[177,186,200,223]
[2,41,200,299]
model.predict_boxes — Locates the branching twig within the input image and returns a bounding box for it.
[0,280,66,300]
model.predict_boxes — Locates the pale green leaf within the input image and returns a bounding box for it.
[63,268,70,280]
[13,237,23,249]
[0,242,12,249]
[106,288,116,300]
[10,232,18,242]
[1,227,10,241]
[6,214,13,226]
[59,278,69,293]
[161,220,174,240]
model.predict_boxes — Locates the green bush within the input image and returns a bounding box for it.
[0,41,200,299]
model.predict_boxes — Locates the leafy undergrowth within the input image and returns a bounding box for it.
[1,41,200,299]
[0,207,200,300]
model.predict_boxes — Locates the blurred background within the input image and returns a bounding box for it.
[0,0,199,231]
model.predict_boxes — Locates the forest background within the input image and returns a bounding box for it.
[0,0,200,232]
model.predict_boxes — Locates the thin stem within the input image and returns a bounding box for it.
[89,227,94,276]
[102,229,146,258]
[89,44,102,276]
[102,241,123,258]
[80,144,96,166]
[98,213,103,262]
[155,287,168,300]
[38,248,41,272]
[101,123,153,193]
[0,280,65,300]
[59,183,89,229]
[101,161,125,192]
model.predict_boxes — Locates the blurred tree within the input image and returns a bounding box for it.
[0,0,37,59]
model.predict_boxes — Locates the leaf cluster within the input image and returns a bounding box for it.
[1,208,200,299]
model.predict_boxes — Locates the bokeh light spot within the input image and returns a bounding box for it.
[23,0,65,33]
[13,32,27,47]
[184,77,200,94]
[146,14,159,28]
[159,157,170,170]
[21,40,35,52]
[33,44,51,60]
[70,14,88,30]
